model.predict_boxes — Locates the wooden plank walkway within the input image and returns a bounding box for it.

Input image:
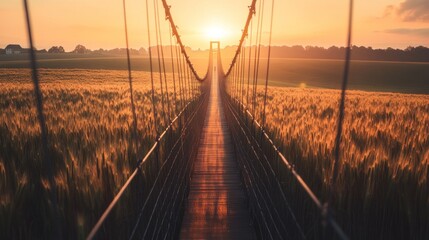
[180,59,256,239]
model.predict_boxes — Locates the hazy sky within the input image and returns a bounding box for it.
[0,0,428,51]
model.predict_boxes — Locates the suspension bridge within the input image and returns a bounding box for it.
[20,0,354,239]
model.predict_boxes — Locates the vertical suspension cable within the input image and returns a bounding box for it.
[261,0,275,130]
[252,0,265,116]
[231,63,235,98]
[236,61,239,98]
[186,61,192,100]
[123,0,138,144]
[193,72,197,98]
[180,47,186,105]
[192,63,196,98]
[236,49,241,99]
[192,65,195,99]
[146,0,159,136]
[183,55,190,101]
[238,46,242,101]
[247,18,254,107]
[181,54,187,102]
[169,25,178,114]
[251,0,263,114]
[329,0,354,205]
[180,53,186,102]
[232,54,236,98]
[155,0,172,122]
[23,0,61,238]
[153,0,167,127]
[241,41,246,110]
[239,44,243,103]
[230,54,235,98]
[176,45,184,109]
[190,67,194,99]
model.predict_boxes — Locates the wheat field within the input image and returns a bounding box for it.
[1,66,428,239]
[228,82,429,239]
[0,68,198,238]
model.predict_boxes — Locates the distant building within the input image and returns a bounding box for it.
[5,44,23,54]
[0,48,5,55]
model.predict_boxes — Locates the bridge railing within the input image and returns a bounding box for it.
[85,0,213,236]
[85,92,208,239]
[219,0,352,238]
[221,88,349,239]
[20,0,211,237]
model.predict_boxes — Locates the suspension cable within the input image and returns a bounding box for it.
[327,0,354,232]
[122,0,138,144]
[23,0,61,237]
[252,0,265,115]
[240,42,246,107]
[183,54,190,101]
[261,0,274,130]
[236,47,242,99]
[153,0,168,127]
[169,25,178,114]
[160,0,204,81]
[225,0,257,76]
[175,44,185,109]
[251,0,262,115]
[155,0,172,122]
[247,18,254,107]
[221,0,351,238]
[87,0,208,238]
[145,0,159,136]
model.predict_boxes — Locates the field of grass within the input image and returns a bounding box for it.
[0,68,199,238]
[222,57,429,94]
[2,55,428,94]
[227,82,429,239]
[0,54,210,78]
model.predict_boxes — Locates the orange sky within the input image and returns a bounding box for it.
[0,0,428,51]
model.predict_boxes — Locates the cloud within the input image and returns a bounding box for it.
[383,5,396,17]
[391,0,429,21]
[383,28,429,37]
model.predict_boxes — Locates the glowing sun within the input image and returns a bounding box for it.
[204,25,226,40]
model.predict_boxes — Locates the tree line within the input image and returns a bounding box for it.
[217,45,429,62]
[41,44,429,62]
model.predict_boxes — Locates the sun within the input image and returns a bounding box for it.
[204,25,226,40]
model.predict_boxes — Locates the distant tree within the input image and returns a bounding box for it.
[48,46,56,53]
[92,48,106,55]
[48,46,65,53]
[138,47,148,56]
[73,44,87,54]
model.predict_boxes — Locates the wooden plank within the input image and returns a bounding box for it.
[180,65,256,239]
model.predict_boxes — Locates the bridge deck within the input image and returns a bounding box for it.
[180,61,256,239]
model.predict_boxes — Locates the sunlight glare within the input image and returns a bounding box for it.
[204,25,226,41]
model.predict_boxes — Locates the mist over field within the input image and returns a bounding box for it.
[1,55,428,94]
